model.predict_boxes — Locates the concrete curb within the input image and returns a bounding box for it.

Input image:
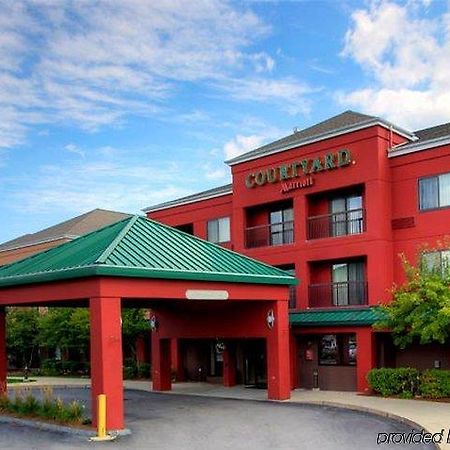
[0,415,132,438]
[0,415,94,437]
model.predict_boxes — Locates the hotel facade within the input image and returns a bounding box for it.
[144,111,450,392]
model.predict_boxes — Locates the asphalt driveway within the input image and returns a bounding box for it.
[0,388,436,450]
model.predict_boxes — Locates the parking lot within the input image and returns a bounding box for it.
[0,388,436,449]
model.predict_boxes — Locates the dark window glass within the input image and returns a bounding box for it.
[331,261,365,306]
[419,173,450,210]
[319,334,356,366]
[422,250,450,275]
[269,208,294,245]
[419,176,439,210]
[330,195,363,237]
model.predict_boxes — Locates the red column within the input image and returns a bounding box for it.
[356,327,376,393]
[170,338,184,382]
[222,344,236,387]
[135,336,146,365]
[89,297,124,430]
[267,300,291,400]
[0,308,6,394]
[152,335,172,391]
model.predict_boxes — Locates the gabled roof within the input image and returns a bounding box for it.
[143,184,232,213]
[0,216,296,287]
[289,307,385,327]
[0,209,131,252]
[226,110,414,166]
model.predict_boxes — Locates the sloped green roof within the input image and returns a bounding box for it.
[0,216,297,287]
[289,307,385,327]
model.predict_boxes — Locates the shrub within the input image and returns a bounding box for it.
[367,368,419,397]
[123,366,136,380]
[22,393,40,415]
[137,363,151,379]
[0,393,10,412]
[419,369,450,399]
[41,359,58,377]
[0,387,84,425]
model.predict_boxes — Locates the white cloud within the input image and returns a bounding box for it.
[224,132,280,160]
[217,77,314,115]
[64,144,85,158]
[0,0,310,148]
[340,0,450,129]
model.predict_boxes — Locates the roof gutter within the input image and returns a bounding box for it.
[388,135,450,158]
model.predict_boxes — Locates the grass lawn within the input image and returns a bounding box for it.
[6,377,36,384]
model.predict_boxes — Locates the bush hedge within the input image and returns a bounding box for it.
[367,368,450,399]
[367,368,419,398]
[40,359,90,377]
[419,369,450,399]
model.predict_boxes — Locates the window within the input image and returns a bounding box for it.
[331,261,365,306]
[422,249,450,275]
[330,195,363,237]
[174,223,194,235]
[319,334,356,366]
[269,208,294,245]
[207,217,230,243]
[419,172,450,210]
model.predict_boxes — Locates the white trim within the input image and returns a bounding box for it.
[388,135,450,158]
[226,120,415,166]
[0,235,79,253]
[142,188,232,213]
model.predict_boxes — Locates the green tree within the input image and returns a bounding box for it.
[6,307,40,367]
[38,308,90,359]
[121,308,149,364]
[376,253,450,348]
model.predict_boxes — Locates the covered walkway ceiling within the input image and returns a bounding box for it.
[0,216,296,432]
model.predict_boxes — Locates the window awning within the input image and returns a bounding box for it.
[290,307,385,327]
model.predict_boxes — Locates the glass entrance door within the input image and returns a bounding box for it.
[243,340,267,388]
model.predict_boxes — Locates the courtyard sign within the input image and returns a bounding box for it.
[244,149,353,194]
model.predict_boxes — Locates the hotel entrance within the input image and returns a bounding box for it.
[297,334,357,391]
[242,339,267,388]
[179,338,267,387]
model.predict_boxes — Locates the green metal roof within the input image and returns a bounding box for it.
[0,216,297,287]
[289,307,385,327]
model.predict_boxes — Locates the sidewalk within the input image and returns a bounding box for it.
[12,377,450,449]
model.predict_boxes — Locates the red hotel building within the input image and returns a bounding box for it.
[144,111,450,392]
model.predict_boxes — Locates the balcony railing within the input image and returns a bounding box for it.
[307,208,365,240]
[308,281,368,307]
[245,221,294,249]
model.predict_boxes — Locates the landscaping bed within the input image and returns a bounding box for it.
[0,386,89,427]
[367,368,450,400]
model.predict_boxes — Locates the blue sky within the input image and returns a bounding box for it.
[1,0,449,243]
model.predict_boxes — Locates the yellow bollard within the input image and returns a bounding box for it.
[89,394,116,441]
[97,394,107,438]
